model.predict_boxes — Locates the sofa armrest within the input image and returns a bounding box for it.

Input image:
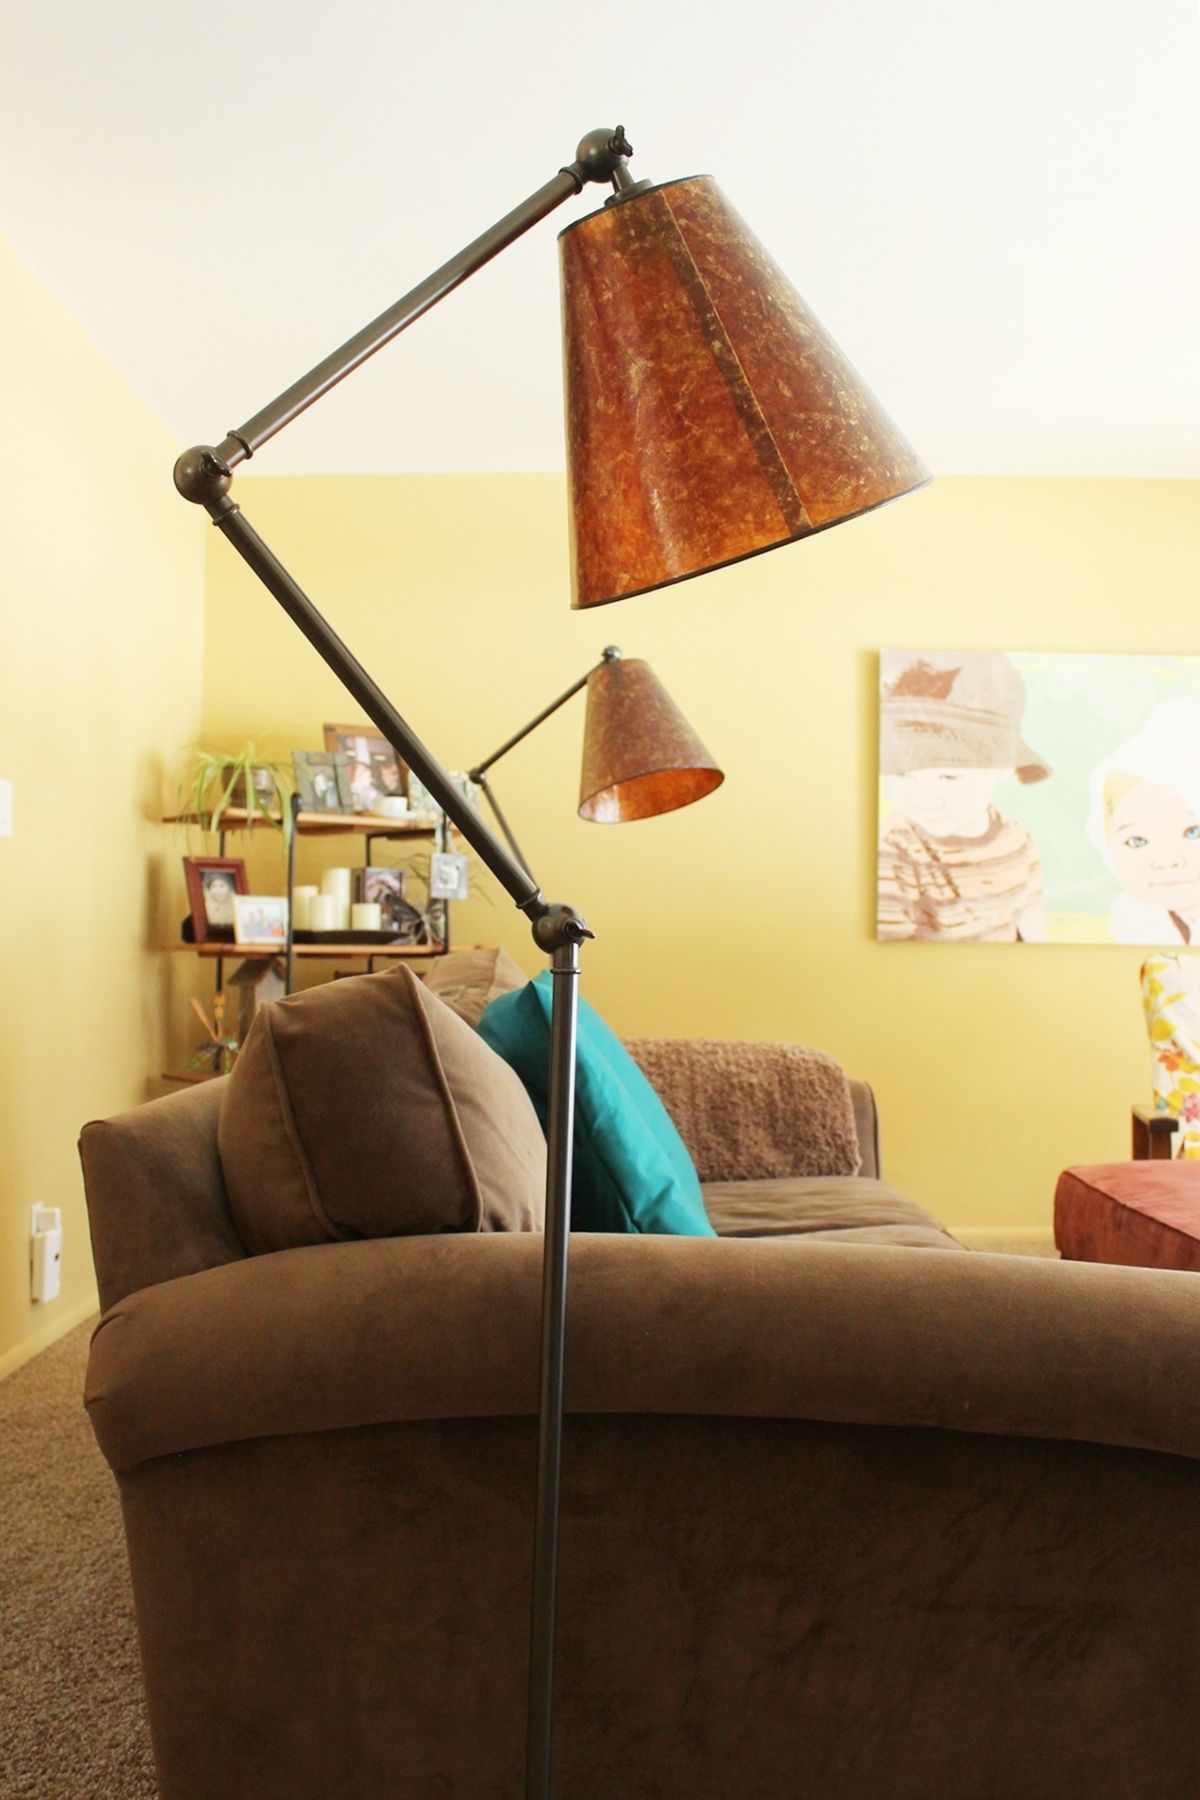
[79,1079,247,1312]
[86,1233,1200,1474]
[849,1079,880,1179]
[624,1038,862,1181]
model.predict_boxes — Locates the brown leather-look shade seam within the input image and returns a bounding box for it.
[649,189,814,540]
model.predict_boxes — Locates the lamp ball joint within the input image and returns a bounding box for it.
[173,446,232,507]
[574,126,634,184]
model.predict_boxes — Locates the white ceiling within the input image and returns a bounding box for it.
[4,0,1198,478]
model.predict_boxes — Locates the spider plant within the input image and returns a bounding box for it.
[179,744,295,841]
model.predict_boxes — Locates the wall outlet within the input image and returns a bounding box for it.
[31,1206,62,1304]
[0,778,11,838]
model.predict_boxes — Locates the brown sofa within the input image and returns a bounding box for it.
[80,1014,1200,1799]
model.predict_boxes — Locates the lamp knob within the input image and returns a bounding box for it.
[573,127,634,184]
[173,445,234,513]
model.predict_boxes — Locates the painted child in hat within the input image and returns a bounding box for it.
[877,650,1051,942]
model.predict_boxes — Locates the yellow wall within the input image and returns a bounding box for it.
[201,471,1200,1239]
[0,236,206,1373]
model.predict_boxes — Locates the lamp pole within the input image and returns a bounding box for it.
[174,129,638,1800]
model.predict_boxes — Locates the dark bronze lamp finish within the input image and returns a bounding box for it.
[561,175,930,609]
[172,126,924,1800]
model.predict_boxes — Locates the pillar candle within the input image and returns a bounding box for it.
[291,885,319,931]
[308,893,339,933]
[351,902,382,931]
[321,867,352,930]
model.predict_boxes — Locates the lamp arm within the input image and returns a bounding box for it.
[172,132,635,1800]
[202,129,637,473]
[470,772,535,883]
[469,669,592,780]
[468,646,623,882]
[469,645,622,779]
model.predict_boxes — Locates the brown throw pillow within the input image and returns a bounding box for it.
[420,945,527,1028]
[218,964,546,1254]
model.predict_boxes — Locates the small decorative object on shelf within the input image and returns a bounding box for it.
[323,724,408,813]
[292,749,354,814]
[228,958,287,1042]
[186,993,239,1077]
[430,851,470,902]
[357,866,404,922]
[182,856,249,944]
[180,743,293,839]
[320,867,353,929]
[232,894,289,947]
[406,773,441,823]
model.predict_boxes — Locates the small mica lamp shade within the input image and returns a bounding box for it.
[578,656,723,822]
[560,175,930,610]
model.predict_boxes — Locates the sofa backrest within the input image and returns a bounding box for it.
[79,1063,882,1312]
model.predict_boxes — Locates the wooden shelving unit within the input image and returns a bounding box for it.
[165,807,442,837]
[171,941,443,960]
[163,802,454,1091]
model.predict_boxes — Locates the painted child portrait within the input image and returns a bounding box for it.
[1087,699,1200,945]
[877,650,1052,942]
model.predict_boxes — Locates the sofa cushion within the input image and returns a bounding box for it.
[701,1176,966,1250]
[479,974,715,1237]
[218,965,546,1254]
[420,945,527,1028]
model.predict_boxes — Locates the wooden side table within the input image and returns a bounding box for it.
[1131,1105,1179,1161]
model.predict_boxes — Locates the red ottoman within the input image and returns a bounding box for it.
[1055,1162,1200,1271]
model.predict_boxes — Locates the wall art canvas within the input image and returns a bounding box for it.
[877,650,1200,945]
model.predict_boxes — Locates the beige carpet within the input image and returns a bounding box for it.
[0,1317,156,1799]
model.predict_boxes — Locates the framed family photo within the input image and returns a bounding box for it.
[292,749,353,814]
[232,894,289,947]
[323,724,407,815]
[182,857,248,945]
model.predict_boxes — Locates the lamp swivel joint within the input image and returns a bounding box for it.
[531,903,595,956]
[173,445,237,517]
[566,126,636,191]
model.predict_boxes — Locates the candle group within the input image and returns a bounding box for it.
[291,869,386,936]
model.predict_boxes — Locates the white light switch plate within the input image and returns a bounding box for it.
[0,779,11,838]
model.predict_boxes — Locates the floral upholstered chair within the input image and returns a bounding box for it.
[1140,954,1200,1159]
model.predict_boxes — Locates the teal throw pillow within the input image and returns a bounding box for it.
[478,973,715,1237]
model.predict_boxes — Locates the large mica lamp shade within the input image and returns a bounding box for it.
[560,175,930,609]
[578,654,723,822]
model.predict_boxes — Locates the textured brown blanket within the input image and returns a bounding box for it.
[624,1037,861,1184]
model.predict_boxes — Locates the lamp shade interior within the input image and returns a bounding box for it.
[578,656,723,823]
[560,174,929,609]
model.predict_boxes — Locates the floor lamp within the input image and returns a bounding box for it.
[173,124,928,1799]
[469,645,724,878]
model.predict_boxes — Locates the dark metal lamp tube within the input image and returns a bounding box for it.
[172,122,925,1800]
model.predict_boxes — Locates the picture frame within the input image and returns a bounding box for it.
[352,864,417,936]
[405,772,442,822]
[354,866,428,940]
[232,894,290,947]
[323,723,408,815]
[182,856,249,944]
[292,749,354,814]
